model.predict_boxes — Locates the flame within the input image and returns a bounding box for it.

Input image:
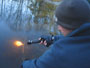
[14,41,24,47]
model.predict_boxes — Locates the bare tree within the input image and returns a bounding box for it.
[0,0,3,16]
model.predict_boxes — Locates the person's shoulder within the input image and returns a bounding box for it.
[52,36,73,48]
[54,37,71,44]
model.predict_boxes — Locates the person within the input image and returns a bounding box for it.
[22,0,90,68]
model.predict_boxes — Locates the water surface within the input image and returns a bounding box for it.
[0,0,61,68]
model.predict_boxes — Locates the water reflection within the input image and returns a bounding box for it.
[0,0,61,68]
[0,0,61,34]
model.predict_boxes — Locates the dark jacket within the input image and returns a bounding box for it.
[22,23,90,68]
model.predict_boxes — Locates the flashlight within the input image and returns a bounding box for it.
[27,40,41,44]
[27,35,55,45]
[27,38,45,45]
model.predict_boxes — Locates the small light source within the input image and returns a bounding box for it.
[14,41,24,47]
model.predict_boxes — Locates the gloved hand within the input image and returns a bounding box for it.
[39,35,54,47]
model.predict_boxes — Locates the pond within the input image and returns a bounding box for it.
[0,0,61,68]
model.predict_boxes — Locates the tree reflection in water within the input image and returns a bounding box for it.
[0,0,61,68]
[0,0,61,34]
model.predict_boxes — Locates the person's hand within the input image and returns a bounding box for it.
[39,35,54,47]
[39,38,47,46]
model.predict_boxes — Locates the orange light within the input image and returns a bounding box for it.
[14,41,24,47]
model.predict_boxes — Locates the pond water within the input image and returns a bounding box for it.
[0,0,61,68]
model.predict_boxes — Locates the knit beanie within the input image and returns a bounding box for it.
[55,0,90,29]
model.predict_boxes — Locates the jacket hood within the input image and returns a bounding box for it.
[67,23,90,37]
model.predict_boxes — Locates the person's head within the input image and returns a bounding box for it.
[55,0,90,36]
